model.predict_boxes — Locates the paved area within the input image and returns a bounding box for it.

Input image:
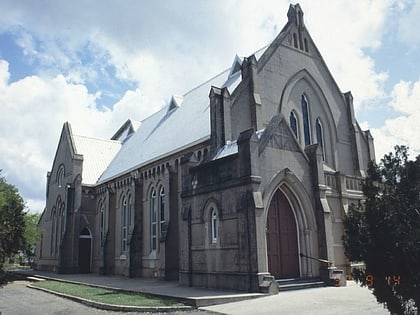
[9,270,391,314]
[202,280,390,315]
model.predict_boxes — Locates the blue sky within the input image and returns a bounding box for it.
[0,0,419,213]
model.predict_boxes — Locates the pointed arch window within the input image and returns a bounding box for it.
[211,207,218,244]
[51,209,56,255]
[128,195,133,228]
[301,95,311,146]
[159,187,165,238]
[289,111,299,139]
[99,202,105,244]
[316,118,326,161]
[293,33,298,48]
[121,197,128,252]
[57,166,65,188]
[59,202,65,239]
[150,189,157,251]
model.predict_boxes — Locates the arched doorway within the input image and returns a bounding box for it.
[266,189,300,279]
[79,228,92,273]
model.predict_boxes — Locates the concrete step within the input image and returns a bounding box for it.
[276,278,325,291]
[26,276,46,282]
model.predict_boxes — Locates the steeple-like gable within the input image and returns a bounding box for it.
[258,3,323,71]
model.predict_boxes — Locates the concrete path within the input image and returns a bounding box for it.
[201,280,390,314]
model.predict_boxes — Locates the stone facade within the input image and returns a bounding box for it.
[35,4,374,292]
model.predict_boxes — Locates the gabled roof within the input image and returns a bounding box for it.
[72,135,122,185]
[99,68,238,183]
[111,119,141,142]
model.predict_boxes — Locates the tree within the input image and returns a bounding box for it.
[22,212,41,266]
[343,146,420,314]
[0,171,26,286]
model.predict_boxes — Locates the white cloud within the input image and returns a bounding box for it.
[398,0,420,45]
[0,59,10,88]
[300,0,391,108]
[0,61,147,212]
[370,79,420,159]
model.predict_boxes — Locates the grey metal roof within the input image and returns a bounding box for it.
[72,135,122,185]
[98,66,241,183]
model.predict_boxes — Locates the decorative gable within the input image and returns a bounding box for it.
[168,94,184,112]
[258,114,301,155]
[111,119,140,143]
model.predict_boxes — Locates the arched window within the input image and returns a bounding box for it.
[59,202,65,238]
[301,95,311,146]
[159,187,165,238]
[211,207,218,244]
[57,166,65,188]
[128,195,133,228]
[316,118,326,161]
[99,202,105,244]
[51,209,56,255]
[293,33,298,48]
[121,197,128,252]
[289,111,299,139]
[150,189,157,251]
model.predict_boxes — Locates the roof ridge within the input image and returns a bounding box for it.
[183,67,231,97]
[73,134,121,144]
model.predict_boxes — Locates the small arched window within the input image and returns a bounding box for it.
[293,33,298,48]
[159,187,165,238]
[128,195,133,228]
[57,166,65,188]
[51,209,56,255]
[99,202,105,244]
[59,202,65,238]
[121,197,128,252]
[211,207,218,244]
[150,189,157,251]
[301,95,311,146]
[316,118,326,161]
[289,111,299,140]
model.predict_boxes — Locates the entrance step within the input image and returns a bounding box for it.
[276,278,325,291]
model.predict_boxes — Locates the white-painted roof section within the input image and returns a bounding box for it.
[72,135,122,185]
[212,128,265,161]
[99,67,237,183]
[131,120,141,132]
[213,141,238,160]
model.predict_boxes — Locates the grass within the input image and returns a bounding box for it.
[31,280,183,307]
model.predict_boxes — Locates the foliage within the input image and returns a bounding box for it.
[343,146,420,314]
[22,212,41,265]
[0,171,26,286]
[32,280,183,307]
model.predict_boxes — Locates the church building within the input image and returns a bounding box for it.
[35,4,375,292]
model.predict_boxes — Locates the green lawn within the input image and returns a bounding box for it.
[31,280,183,307]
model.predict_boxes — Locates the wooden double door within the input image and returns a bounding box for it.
[266,189,300,279]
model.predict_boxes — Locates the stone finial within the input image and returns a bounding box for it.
[287,3,305,29]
